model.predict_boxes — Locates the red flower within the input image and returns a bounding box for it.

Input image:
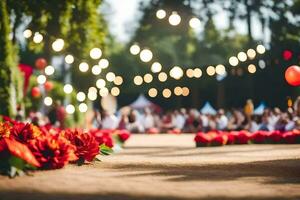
[64,129,99,162]
[267,131,283,143]
[10,123,42,144]
[251,131,267,144]
[114,130,131,143]
[28,135,77,169]
[91,130,114,148]
[283,131,297,144]
[234,131,251,144]
[226,133,235,144]
[0,138,40,167]
[0,122,11,139]
[211,134,228,146]
[194,132,212,147]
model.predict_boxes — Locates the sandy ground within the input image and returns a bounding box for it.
[0,134,300,200]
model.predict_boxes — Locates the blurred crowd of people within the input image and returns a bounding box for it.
[93,98,300,133]
[24,98,300,133]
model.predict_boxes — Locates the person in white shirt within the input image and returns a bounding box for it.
[216,109,228,130]
[143,108,155,130]
[101,110,119,129]
[173,110,186,130]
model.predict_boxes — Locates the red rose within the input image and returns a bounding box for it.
[28,135,77,169]
[64,129,99,162]
[0,138,40,167]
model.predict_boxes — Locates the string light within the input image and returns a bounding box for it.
[91,65,102,75]
[96,79,106,89]
[140,49,153,62]
[88,87,97,101]
[156,9,166,19]
[33,32,43,43]
[66,104,75,114]
[189,17,201,29]
[248,64,257,74]
[247,49,256,59]
[114,76,123,85]
[65,55,74,64]
[90,48,102,59]
[78,103,88,113]
[79,62,89,72]
[63,84,73,94]
[76,92,86,102]
[174,87,183,96]
[206,66,216,76]
[170,66,183,80]
[37,75,46,84]
[193,68,202,78]
[229,56,239,66]
[99,87,109,97]
[182,87,190,96]
[237,52,247,62]
[111,87,120,96]
[106,72,116,82]
[130,44,141,55]
[151,62,162,73]
[148,88,158,98]
[186,69,194,78]
[168,11,181,26]
[215,64,226,75]
[45,65,55,76]
[144,73,153,83]
[134,75,143,85]
[23,29,32,38]
[256,44,266,54]
[162,88,171,98]
[52,39,64,52]
[44,97,53,106]
[98,59,109,69]
[158,72,168,82]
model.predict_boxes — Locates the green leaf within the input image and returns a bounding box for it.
[99,144,113,156]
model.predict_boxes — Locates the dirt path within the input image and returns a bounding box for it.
[0,134,300,200]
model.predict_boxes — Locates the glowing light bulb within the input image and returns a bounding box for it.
[33,32,43,43]
[193,68,202,78]
[66,104,75,114]
[79,62,89,72]
[134,75,143,85]
[106,72,116,82]
[140,49,153,63]
[65,55,74,64]
[144,73,153,83]
[151,62,162,73]
[189,17,201,29]
[156,9,166,19]
[63,84,73,94]
[52,39,64,52]
[229,56,239,66]
[158,72,168,82]
[111,87,120,96]
[99,87,109,97]
[169,11,181,26]
[78,103,88,113]
[23,29,32,38]
[98,59,109,69]
[45,65,55,76]
[162,89,171,98]
[148,88,158,98]
[256,44,266,54]
[130,44,141,55]
[44,97,53,106]
[37,75,46,84]
[248,64,257,74]
[170,66,183,80]
[237,52,247,62]
[90,48,102,59]
[114,76,123,85]
[96,79,106,89]
[206,66,216,76]
[247,49,256,59]
[215,64,226,75]
[92,65,102,75]
[76,92,86,102]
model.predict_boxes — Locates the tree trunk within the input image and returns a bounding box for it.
[245,0,253,43]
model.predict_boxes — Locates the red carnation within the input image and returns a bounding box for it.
[283,132,297,144]
[28,135,77,169]
[91,130,114,148]
[64,129,100,162]
[226,133,235,144]
[267,131,283,143]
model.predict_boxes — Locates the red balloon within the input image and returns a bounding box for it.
[44,81,53,91]
[35,58,47,70]
[285,65,300,86]
[31,87,41,98]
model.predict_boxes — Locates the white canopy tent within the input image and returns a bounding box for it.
[200,102,217,115]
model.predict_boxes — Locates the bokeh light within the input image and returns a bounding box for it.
[99,87,109,97]
[65,55,74,64]
[23,29,32,38]
[156,9,166,19]
[256,44,266,54]
[140,49,153,62]
[63,84,73,94]
[170,66,183,80]
[134,75,143,85]
[106,72,116,82]
[151,62,162,73]
[248,64,257,74]
[237,52,247,62]
[90,48,102,59]
[33,32,43,43]
[66,104,75,114]
[114,76,123,85]
[92,65,102,75]
[174,87,183,96]
[182,87,190,96]
[98,58,109,69]
[206,66,216,76]
[76,92,86,102]
[79,62,89,72]
[96,79,106,89]
[111,87,120,96]
[193,68,202,78]
[52,39,64,52]
[37,75,46,84]
[78,103,88,113]
[189,17,201,29]
[45,65,55,76]
[168,11,181,26]
[148,88,158,98]
[215,64,226,75]
[229,56,239,66]
[247,49,256,59]
[158,72,168,82]
[186,69,194,78]
[44,97,53,106]
[144,73,153,83]
[130,44,141,55]
[162,88,171,98]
